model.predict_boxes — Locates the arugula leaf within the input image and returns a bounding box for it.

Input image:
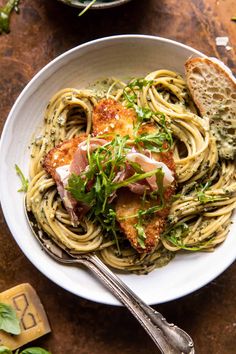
[15,164,29,192]
[128,78,153,89]
[197,192,228,204]
[196,181,228,204]
[158,113,173,146]
[123,79,173,150]
[20,348,51,354]
[66,173,95,206]
[78,0,96,16]
[112,169,163,190]
[135,132,170,152]
[0,303,21,335]
[77,0,114,16]
[155,169,164,203]
[123,89,153,124]
[162,222,215,251]
[162,222,192,250]
[0,346,12,354]
[123,78,154,124]
[0,346,50,354]
[134,215,146,249]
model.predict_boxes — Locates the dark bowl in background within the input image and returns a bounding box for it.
[58,0,132,10]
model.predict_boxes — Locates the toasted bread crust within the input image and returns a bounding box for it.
[185,57,236,85]
[185,57,236,115]
[185,57,236,159]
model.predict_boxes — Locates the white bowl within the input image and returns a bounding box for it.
[0,35,235,306]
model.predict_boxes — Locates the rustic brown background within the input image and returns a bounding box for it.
[0,0,236,353]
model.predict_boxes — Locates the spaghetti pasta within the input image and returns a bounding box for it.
[26,69,236,273]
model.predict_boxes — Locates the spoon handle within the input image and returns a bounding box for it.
[76,254,195,354]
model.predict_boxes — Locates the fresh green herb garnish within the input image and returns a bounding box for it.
[0,0,20,34]
[162,222,215,251]
[112,169,165,190]
[67,135,168,250]
[162,222,190,248]
[15,164,29,192]
[162,222,203,251]
[154,168,165,204]
[128,78,153,90]
[197,194,228,204]
[78,0,112,16]
[119,198,165,222]
[18,348,51,354]
[135,131,171,153]
[78,0,96,16]
[0,346,13,354]
[123,79,173,148]
[134,213,146,249]
[0,303,21,335]
[158,113,173,148]
[123,78,154,125]
[196,181,211,203]
[196,181,228,204]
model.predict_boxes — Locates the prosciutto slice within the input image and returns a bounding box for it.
[55,165,79,225]
[54,138,108,224]
[126,151,174,193]
[70,138,107,175]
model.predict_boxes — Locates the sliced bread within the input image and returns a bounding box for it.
[185,57,236,159]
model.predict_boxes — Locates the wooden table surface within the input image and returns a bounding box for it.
[0,1,236,353]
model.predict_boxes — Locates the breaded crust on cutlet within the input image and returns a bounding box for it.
[115,192,164,253]
[92,98,137,138]
[115,149,175,253]
[43,135,87,180]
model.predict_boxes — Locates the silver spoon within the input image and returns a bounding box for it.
[24,202,195,354]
